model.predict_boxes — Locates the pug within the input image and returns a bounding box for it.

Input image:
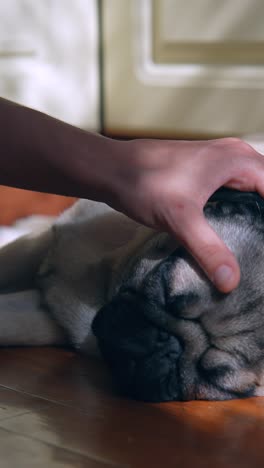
[0,137,263,402]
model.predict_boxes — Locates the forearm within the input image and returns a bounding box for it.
[0,97,124,199]
[2,98,264,294]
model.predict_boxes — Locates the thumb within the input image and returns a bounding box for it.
[167,203,240,293]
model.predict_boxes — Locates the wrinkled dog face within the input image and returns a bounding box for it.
[92,192,264,402]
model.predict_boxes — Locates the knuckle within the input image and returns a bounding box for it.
[212,137,254,154]
[221,137,241,146]
[210,137,240,147]
[235,139,256,154]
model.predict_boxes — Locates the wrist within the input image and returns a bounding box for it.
[67,132,129,203]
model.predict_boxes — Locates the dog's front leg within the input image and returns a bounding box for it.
[0,289,66,346]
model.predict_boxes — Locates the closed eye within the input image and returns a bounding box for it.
[166,292,200,318]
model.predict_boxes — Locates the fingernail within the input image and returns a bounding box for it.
[213,265,234,291]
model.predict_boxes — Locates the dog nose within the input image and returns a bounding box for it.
[92,288,184,401]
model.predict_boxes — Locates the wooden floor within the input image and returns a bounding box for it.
[0,186,75,225]
[0,348,263,468]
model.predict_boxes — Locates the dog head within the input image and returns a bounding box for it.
[92,191,264,402]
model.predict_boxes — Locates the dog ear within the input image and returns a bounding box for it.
[0,229,52,292]
[92,290,182,402]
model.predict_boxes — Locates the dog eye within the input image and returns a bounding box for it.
[166,292,200,318]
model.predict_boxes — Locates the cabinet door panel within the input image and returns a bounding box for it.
[103,0,264,137]
[0,0,99,129]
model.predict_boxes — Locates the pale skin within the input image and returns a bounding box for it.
[1,97,264,293]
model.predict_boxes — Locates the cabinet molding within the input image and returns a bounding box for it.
[103,0,264,137]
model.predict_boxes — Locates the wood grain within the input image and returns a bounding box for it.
[0,347,263,467]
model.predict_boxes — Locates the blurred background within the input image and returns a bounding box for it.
[1,0,264,222]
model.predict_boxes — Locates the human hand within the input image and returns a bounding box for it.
[108,137,264,293]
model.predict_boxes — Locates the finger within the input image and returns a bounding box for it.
[165,203,240,293]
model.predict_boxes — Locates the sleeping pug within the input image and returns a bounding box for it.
[0,137,263,402]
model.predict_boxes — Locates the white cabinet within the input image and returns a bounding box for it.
[0,0,99,130]
[103,0,264,137]
[2,1,264,137]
